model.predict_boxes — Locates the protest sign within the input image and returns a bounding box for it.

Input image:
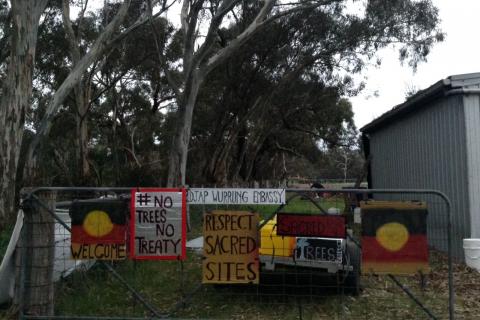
[202,210,259,284]
[130,188,186,260]
[361,201,429,275]
[277,213,346,238]
[187,188,285,205]
[70,199,127,260]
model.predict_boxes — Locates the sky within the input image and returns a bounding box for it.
[350,0,480,129]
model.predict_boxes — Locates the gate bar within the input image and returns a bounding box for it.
[24,187,454,320]
[388,274,438,320]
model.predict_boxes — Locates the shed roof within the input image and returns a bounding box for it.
[360,72,480,134]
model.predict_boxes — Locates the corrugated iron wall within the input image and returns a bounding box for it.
[368,94,469,259]
[463,94,480,238]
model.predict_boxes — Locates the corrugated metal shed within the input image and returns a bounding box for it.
[361,72,480,259]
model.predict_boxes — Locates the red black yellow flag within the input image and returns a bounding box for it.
[70,199,128,260]
[361,201,429,275]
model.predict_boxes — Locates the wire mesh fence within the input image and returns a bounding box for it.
[12,187,466,320]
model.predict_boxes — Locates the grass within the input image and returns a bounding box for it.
[52,249,473,319]
[52,252,458,319]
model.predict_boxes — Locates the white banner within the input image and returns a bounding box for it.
[187,188,285,205]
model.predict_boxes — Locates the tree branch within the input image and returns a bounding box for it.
[149,13,181,98]
[193,0,241,66]
[28,0,132,160]
[62,0,80,63]
[182,0,205,74]
[274,141,303,158]
[201,0,275,75]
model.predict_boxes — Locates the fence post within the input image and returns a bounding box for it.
[15,191,56,316]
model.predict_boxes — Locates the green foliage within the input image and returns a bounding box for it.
[12,0,443,188]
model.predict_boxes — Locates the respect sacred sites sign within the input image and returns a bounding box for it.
[130,188,186,260]
[202,210,259,284]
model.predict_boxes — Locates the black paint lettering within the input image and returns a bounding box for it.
[71,245,81,259]
[95,244,105,259]
[164,196,173,208]
[171,239,181,254]
[235,263,245,280]
[204,235,214,255]
[247,262,257,281]
[205,262,215,280]
[225,262,235,281]
[156,223,175,237]
[135,237,147,253]
[230,236,239,255]
[205,214,213,231]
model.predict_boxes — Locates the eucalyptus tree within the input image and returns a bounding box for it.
[166,0,295,186]
[0,0,173,224]
[182,0,442,186]
[164,0,443,187]
[30,4,177,187]
[0,1,11,78]
[0,1,49,226]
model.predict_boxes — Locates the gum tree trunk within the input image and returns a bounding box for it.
[0,1,48,226]
[166,0,275,187]
[167,74,202,187]
[62,0,92,183]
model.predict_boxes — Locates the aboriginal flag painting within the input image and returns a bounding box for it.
[361,201,429,275]
[71,200,127,244]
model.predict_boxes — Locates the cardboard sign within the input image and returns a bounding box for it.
[70,199,127,260]
[277,213,346,238]
[361,201,429,275]
[130,188,186,260]
[188,188,285,205]
[203,211,259,284]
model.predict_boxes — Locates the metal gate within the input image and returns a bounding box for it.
[12,187,459,320]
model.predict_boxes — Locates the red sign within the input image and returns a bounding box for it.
[130,188,187,260]
[276,213,346,238]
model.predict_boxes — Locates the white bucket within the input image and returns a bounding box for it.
[463,239,480,272]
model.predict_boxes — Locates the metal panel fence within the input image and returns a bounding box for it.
[11,187,467,320]
[368,94,469,259]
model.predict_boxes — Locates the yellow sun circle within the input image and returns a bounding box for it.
[83,210,114,237]
[376,222,409,252]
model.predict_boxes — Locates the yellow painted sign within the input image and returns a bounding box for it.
[202,211,259,284]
